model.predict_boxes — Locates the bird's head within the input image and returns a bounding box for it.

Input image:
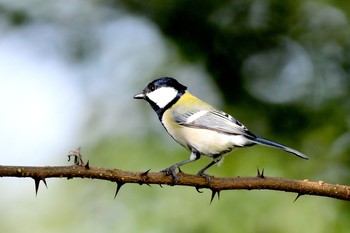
[134,77,187,115]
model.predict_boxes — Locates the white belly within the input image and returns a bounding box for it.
[163,121,247,157]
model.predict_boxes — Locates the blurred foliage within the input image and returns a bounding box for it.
[117,0,350,177]
[116,1,350,232]
[118,0,290,95]
[117,0,350,135]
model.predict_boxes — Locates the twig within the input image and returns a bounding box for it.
[0,164,349,201]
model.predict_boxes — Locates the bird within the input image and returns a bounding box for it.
[134,77,308,183]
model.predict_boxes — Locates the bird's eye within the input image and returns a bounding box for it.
[149,85,155,91]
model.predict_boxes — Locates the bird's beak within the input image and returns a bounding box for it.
[134,93,145,99]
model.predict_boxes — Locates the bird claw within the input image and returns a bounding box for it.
[161,165,179,185]
[197,171,211,183]
[67,146,84,166]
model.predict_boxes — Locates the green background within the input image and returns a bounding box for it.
[0,0,349,232]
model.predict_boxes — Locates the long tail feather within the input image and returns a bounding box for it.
[253,137,308,160]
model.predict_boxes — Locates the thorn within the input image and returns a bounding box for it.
[42,177,48,189]
[114,181,125,199]
[33,177,47,196]
[140,183,151,187]
[195,187,203,193]
[141,169,151,177]
[34,178,40,196]
[210,190,216,204]
[257,167,265,178]
[293,193,303,203]
[210,189,221,204]
[84,160,90,169]
[139,169,151,186]
[177,167,183,174]
[138,181,151,187]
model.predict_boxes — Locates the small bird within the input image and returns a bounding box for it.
[134,77,308,183]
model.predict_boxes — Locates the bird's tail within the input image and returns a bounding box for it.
[252,137,308,160]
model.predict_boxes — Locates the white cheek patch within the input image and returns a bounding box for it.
[146,87,178,108]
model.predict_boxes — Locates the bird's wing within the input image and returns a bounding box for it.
[173,108,256,139]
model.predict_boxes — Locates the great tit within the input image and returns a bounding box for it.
[134,77,308,183]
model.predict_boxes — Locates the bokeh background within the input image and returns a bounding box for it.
[0,0,350,232]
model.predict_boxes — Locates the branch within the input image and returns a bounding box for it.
[0,163,349,201]
[0,147,347,201]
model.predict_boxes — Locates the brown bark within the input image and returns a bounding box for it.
[0,164,349,201]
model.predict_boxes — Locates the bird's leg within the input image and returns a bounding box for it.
[161,162,187,184]
[197,160,217,183]
[161,150,201,184]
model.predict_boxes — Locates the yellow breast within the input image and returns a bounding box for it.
[161,92,235,156]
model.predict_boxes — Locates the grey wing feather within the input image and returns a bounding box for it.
[173,109,256,138]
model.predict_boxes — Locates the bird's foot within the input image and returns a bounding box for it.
[197,171,211,183]
[161,165,179,185]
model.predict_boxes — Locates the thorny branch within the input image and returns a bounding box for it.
[0,147,349,202]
